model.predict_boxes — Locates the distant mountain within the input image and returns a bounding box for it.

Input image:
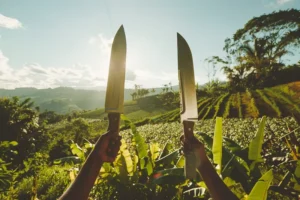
[0,86,180,114]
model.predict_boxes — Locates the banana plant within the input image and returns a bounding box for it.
[197,116,274,199]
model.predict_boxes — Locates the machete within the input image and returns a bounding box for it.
[105,25,126,151]
[177,33,199,179]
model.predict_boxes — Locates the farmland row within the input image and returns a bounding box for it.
[124,84,300,128]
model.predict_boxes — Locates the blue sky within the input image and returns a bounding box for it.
[0,0,299,89]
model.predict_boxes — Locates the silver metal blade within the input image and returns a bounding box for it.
[177,33,198,122]
[105,25,127,113]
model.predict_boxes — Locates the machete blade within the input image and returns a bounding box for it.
[177,33,198,122]
[105,25,127,113]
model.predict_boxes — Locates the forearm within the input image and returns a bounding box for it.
[59,141,103,200]
[197,155,238,200]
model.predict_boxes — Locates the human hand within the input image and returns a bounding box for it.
[96,132,121,163]
[180,134,207,163]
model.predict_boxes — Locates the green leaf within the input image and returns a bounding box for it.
[248,169,273,200]
[70,143,85,160]
[176,155,185,168]
[198,132,250,190]
[223,137,242,153]
[149,143,161,164]
[248,116,266,161]
[120,139,133,176]
[155,149,180,168]
[212,117,223,174]
[114,154,129,183]
[159,143,172,159]
[294,160,300,178]
[53,156,81,165]
[9,141,18,146]
[121,114,137,132]
[145,157,153,175]
[223,177,247,199]
[132,127,148,160]
[278,171,292,188]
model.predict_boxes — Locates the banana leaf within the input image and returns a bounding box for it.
[176,155,185,168]
[223,137,242,153]
[248,169,273,200]
[212,117,223,174]
[198,132,251,191]
[114,139,133,182]
[155,149,180,168]
[248,116,266,161]
[149,143,161,165]
[159,143,172,159]
[132,126,148,160]
[294,160,300,178]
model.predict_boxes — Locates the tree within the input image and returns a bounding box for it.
[130,92,137,100]
[233,9,300,48]
[209,9,300,91]
[162,84,169,93]
[0,97,45,166]
[169,82,173,91]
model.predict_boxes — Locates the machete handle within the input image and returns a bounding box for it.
[107,112,120,133]
[183,120,198,179]
[107,113,120,157]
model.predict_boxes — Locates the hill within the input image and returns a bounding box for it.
[87,81,300,129]
[0,86,178,114]
[79,95,174,122]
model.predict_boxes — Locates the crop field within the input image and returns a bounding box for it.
[1,7,300,200]
[120,82,300,129]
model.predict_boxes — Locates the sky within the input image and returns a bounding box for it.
[0,0,299,90]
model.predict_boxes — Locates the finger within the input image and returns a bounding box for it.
[184,139,193,151]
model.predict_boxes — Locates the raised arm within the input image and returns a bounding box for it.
[59,132,121,200]
[181,134,238,200]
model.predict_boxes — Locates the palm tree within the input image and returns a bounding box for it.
[238,37,289,79]
[130,92,137,100]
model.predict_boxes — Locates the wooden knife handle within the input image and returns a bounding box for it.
[183,120,197,179]
[107,113,120,157]
[107,113,120,134]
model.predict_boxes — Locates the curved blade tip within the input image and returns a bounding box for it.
[117,25,125,34]
[177,32,183,38]
[177,32,188,44]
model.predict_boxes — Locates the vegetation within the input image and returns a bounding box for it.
[207,9,300,92]
[1,8,300,200]
[116,82,300,130]
[1,96,300,199]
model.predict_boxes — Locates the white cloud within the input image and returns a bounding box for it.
[0,14,22,29]
[0,50,109,89]
[125,68,137,81]
[88,34,113,54]
[0,50,141,89]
